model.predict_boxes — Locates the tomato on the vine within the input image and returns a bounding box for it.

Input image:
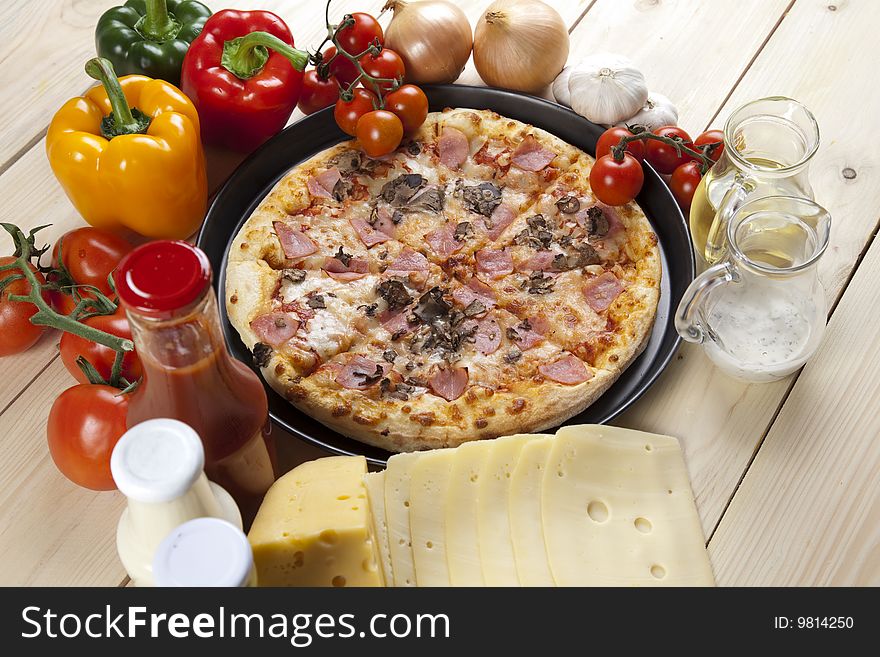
[47,384,129,491]
[322,46,359,88]
[49,227,132,315]
[359,49,405,92]
[646,126,694,174]
[669,161,703,210]
[384,84,428,134]
[335,12,383,56]
[589,153,644,206]
[60,308,141,385]
[356,110,404,158]
[595,127,646,162]
[0,256,46,357]
[298,69,340,115]
[695,129,725,162]
[334,87,378,136]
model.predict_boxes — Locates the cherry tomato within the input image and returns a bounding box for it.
[589,153,645,206]
[384,84,428,134]
[60,308,141,385]
[695,129,725,162]
[645,126,694,174]
[47,384,129,491]
[49,227,132,315]
[595,127,646,162]
[334,87,378,136]
[335,12,383,56]
[0,256,46,356]
[359,49,405,92]
[356,110,404,158]
[298,69,340,115]
[322,46,359,88]
[669,161,703,210]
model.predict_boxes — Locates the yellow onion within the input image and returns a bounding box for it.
[382,0,473,85]
[473,0,569,94]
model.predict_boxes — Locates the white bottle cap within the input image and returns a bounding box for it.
[111,418,205,503]
[153,518,254,587]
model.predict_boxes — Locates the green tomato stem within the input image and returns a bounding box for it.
[611,132,721,174]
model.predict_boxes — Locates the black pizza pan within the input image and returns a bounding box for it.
[197,84,695,467]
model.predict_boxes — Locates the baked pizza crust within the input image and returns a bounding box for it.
[226,108,662,453]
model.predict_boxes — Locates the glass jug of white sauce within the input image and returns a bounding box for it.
[675,196,830,382]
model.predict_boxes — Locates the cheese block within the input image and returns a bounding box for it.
[509,436,556,586]
[247,456,383,587]
[542,425,715,586]
[384,452,421,587]
[364,471,393,585]
[409,449,455,586]
[444,441,491,586]
[477,434,538,586]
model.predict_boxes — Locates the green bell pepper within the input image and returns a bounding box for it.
[95,0,212,88]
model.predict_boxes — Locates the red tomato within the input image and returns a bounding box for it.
[695,129,725,162]
[322,46,359,88]
[59,308,142,385]
[669,161,703,210]
[49,227,132,314]
[646,126,694,174]
[359,49,405,92]
[595,127,646,162]
[298,69,340,115]
[384,84,428,134]
[356,110,404,158]
[335,12,383,56]
[47,384,129,491]
[0,256,46,356]
[334,87,378,136]
[589,154,645,206]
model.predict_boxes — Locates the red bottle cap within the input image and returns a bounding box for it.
[116,241,212,318]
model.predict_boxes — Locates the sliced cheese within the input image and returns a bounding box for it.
[384,452,421,587]
[444,440,492,586]
[509,436,556,586]
[247,456,383,587]
[409,449,455,586]
[363,471,393,585]
[542,425,715,586]
[477,434,538,586]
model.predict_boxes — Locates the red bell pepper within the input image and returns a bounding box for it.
[181,10,309,152]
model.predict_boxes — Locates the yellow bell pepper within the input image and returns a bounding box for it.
[46,58,207,240]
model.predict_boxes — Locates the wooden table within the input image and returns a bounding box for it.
[1,0,877,587]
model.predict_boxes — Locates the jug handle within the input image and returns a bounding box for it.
[675,261,740,343]
[706,173,753,261]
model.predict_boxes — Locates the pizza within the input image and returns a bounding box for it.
[225,108,661,453]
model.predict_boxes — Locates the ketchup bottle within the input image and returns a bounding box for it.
[115,241,276,527]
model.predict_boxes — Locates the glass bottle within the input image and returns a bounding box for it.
[116,240,276,526]
[153,517,257,587]
[112,418,243,587]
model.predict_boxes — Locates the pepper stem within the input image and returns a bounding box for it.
[221,31,309,80]
[138,0,180,42]
[85,58,151,139]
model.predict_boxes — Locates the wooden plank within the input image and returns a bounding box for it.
[0,358,125,585]
[564,0,793,130]
[614,0,880,541]
[708,229,880,586]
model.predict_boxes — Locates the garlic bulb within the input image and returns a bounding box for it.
[618,92,678,131]
[567,54,649,124]
[552,64,576,107]
[473,0,569,94]
[383,1,473,84]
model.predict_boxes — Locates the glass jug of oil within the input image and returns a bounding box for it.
[676,196,830,382]
[690,97,819,265]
